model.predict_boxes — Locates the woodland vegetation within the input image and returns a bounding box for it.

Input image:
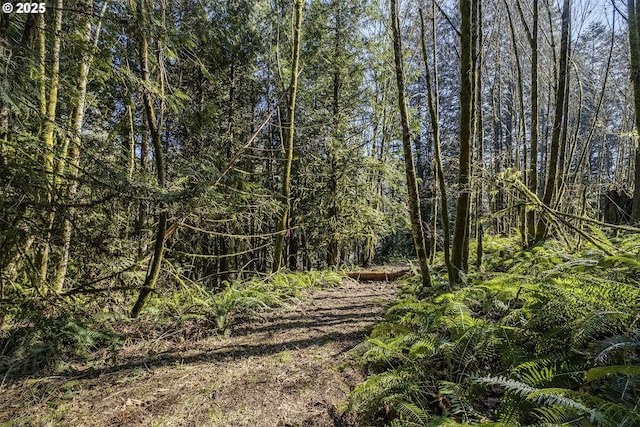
[1,0,640,425]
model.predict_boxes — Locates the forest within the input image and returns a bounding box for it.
[1,0,640,425]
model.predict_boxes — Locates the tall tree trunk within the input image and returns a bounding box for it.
[0,10,8,168]
[131,0,167,318]
[628,0,640,221]
[516,0,539,245]
[273,0,303,272]
[390,0,431,290]
[419,6,452,283]
[53,0,106,293]
[39,0,63,287]
[326,1,343,267]
[535,0,570,241]
[473,0,484,269]
[451,0,475,285]
[506,0,527,242]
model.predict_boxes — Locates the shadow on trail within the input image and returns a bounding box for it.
[59,328,368,383]
[231,312,377,337]
[4,287,391,385]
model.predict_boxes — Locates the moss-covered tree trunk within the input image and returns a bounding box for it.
[53,0,104,293]
[390,0,431,290]
[535,0,570,241]
[451,0,475,285]
[628,0,640,221]
[529,0,539,243]
[326,0,343,268]
[419,7,452,283]
[273,0,303,272]
[131,0,167,318]
[38,0,63,287]
[473,0,484,269]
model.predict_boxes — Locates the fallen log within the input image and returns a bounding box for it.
[346,269,411,282]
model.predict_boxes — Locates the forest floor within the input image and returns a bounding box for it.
[0,274,402,426]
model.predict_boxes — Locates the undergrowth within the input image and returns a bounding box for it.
[349,233,640,426]
[0,270,342,375]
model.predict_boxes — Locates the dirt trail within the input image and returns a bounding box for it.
[1,279,399,426]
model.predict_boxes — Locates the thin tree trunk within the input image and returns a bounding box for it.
[628,0,640,220]
[522,0,539,244]
[506,0,528,242]
[39,0,63,287]
[474,1,484,269]
[535,0,570,241]
[272,0,303,272]
[53,0,106,293]
[0,13,8,167]
[571,8,614,187]
[131,0,167,318]
[390,0,431,290]
[419,5,452,282]
[451,0,475,285]
[326,1,344,267]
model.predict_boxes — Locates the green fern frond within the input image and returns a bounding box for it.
[395,401,430,425]
[476,376,600,424]
[585,365,640,382]
[513,359,556,387]
[572,311,633,348]
[597,255,640,272]
[475,376,537,396]
[439,380,476,420]
[350,370,416,415]
[594,336,640,364]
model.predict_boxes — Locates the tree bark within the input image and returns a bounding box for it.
[53,0,106,293]
[38,0,63,287]
[419,6,452,283]
[390,0,431,290]
[131,0,167,318]
[451,0,475,285]
[272,0,303,272]
[628,0,640,221]
[473,0,484,269]
[529,0,539,242]
[535,0,570,241]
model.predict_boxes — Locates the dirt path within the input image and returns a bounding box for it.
[1,279,399,426]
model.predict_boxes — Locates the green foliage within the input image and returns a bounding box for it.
[141,270,343,334]
[349,236,640,426]
[0,270,342,375]
[0,297,124,375]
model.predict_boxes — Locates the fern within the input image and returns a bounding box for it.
[572,311,632,348]
[350,237,640,426]
[585,365,640,382]
[395,401,430,425]
[593,336,640,365]
[475,376,600,424]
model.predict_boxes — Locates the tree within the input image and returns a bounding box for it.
[53,0,106,292]
[131,0,168,318]
[38,0,63,287]
[535,0,570,241]
[516,0,540,243]
[273,0,303,272]
[451,0,477,285]
[390,0,431,290]
[628,0,640,221]
[419,5,452,283]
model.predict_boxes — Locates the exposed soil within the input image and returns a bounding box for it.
[0,278,399,426]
